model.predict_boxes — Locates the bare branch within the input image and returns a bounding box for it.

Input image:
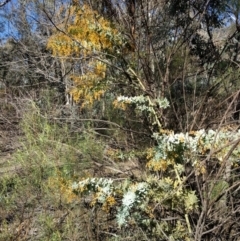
[0,0,11,7]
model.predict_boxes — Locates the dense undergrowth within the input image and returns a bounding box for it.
[0,102,105,241]
[0,96,240,241]
[1,1,240,240]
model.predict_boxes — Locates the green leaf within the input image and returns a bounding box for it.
[184,191,198,212]
[210,180,229,202]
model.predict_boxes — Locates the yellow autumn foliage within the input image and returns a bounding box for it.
[48,175,78,203]
[47,3,122,107]
[102,196,117,212]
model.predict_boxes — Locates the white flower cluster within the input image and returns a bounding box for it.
[72,178,114,203]
[117,95,170,110]
[117,95,146,104]
[72,177,113,190]
[153,129,240,164]
[72,177,149,226]
[117,182,149,226]
[122,191,136,207]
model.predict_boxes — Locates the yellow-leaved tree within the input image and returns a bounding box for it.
[47,3,122,107]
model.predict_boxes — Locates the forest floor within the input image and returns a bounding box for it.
[0,128,22,175]
[0,97,22,175]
